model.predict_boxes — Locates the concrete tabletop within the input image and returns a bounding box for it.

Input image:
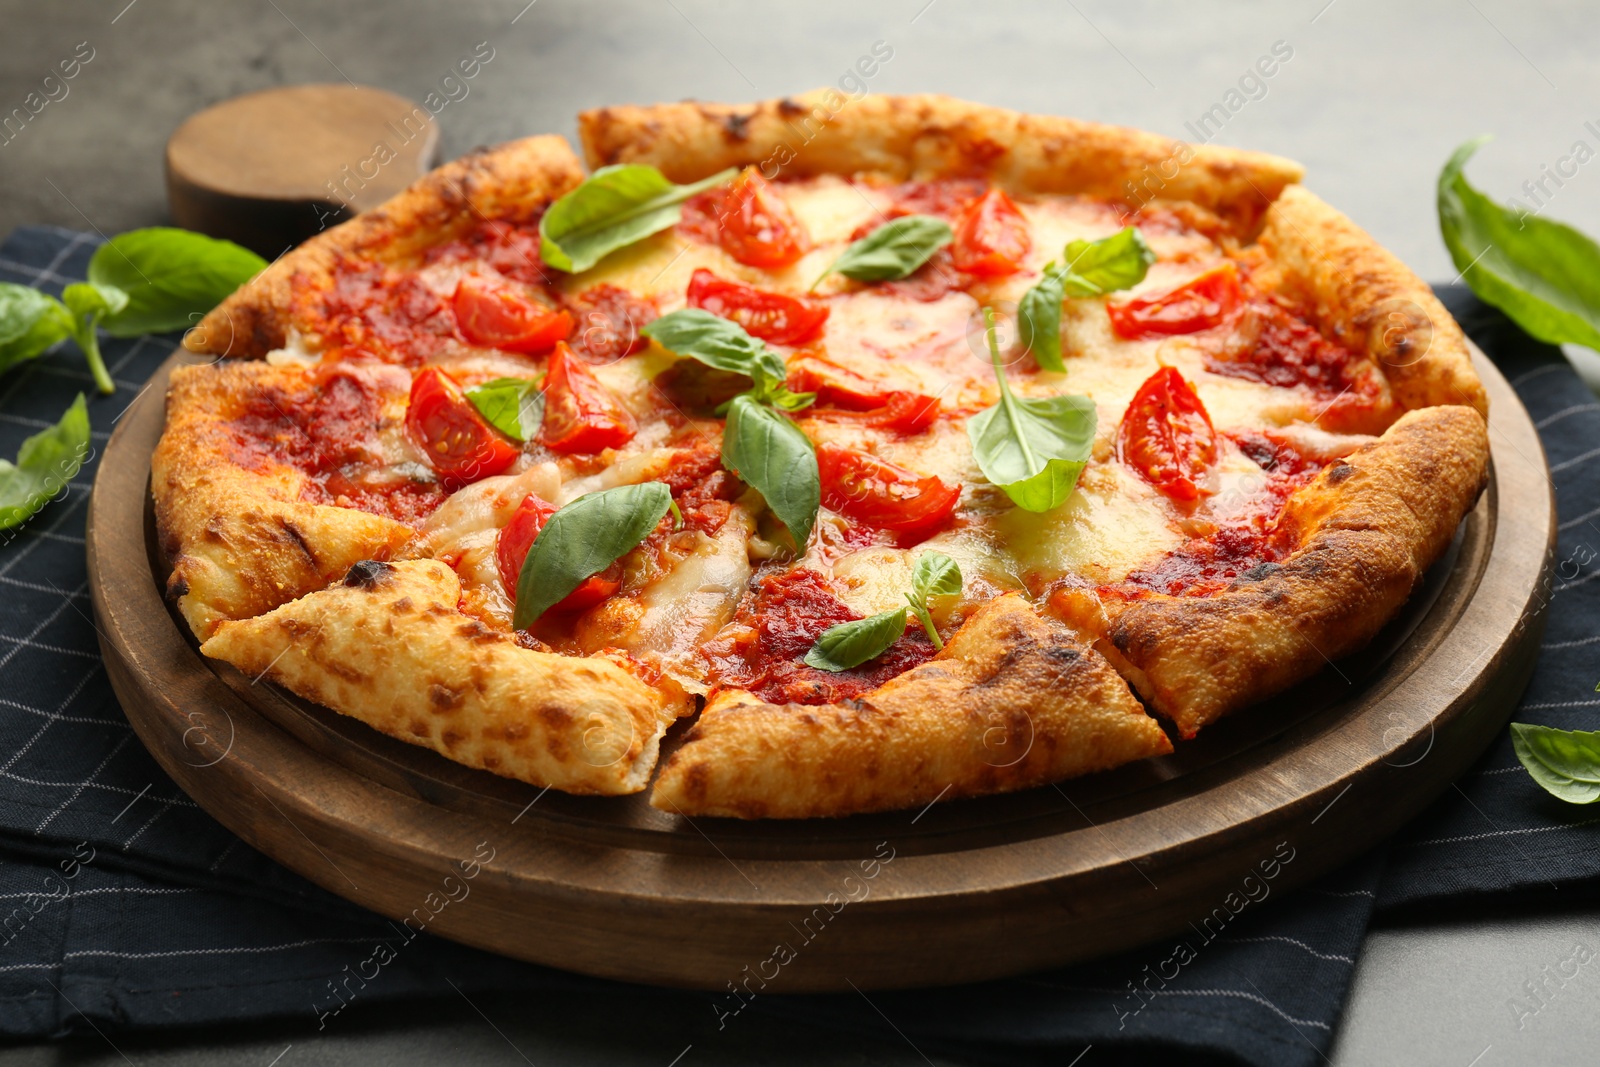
[1,1,1597,1063]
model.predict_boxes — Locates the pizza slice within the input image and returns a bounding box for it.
[163,94,1490,816]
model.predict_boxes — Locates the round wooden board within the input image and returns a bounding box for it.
[88,344,1553,992]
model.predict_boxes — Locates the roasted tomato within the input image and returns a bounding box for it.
[817,443,960,540]
[496,492,622,614]
[949,188,1031,277]
[538,342,637,454]
[453,274,572,354]
[1107,263,1242,340]
[686,269,828,345]
[786,356,941,435]
[681,167,808,269]
[1117,366,1218,502]
[406,367,521,490]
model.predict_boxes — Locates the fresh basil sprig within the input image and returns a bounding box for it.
[1439,136,1600,351]
[0,393,90,530]
[804,551,962,671]
[810,214,952,291]
[466,376,543,441]
[512,482,673,629]
[88,227,268,337]
[0,284,72,377]
[967,306,1096,512]
[1510,723,1600,804]
[643,309,821,546]
[540,165,737,274]
[1018,226,1154,372]
[722,394,819,548]
[61,283,127,394]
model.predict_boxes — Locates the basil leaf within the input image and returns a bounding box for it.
[1439,136,1600,351]
[1510,723,1600,804]
[88,227,267,337]
[1018,264,1068,373]
[642,308,786,387]
[62,282,128,394]
[0,284,71,375]
[804,608,908,672]
[813,215,952,289]
[910,552,962,602]
[0,393,90,529]
[968,308,1096,512]
[721,394,818,549]
[540,165,737,274]
[466,376,543,442]
[1060,226,1155,297]
[512,482,672,629]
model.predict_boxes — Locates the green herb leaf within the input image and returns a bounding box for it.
[905,551,962,649]
[641,308,787,387]
[0,284,72,375]
[1017,228,1154,373]
[512,482,673,629]
[1018,264,1068,373]
[539,165,737,274]
[721,394,819,549]
[804,608,909,672]
[465,376,543,441]
[1510,723,1600,804]
[0,393,90,529]
[812,214,952,289]
[88,228,267,337]
[968,307,1096,512]
[61,283,127,394]
[1439,136,1600,352]
[1060,226,1155,297]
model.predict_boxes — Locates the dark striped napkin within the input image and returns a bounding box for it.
[0,226,1591,1067]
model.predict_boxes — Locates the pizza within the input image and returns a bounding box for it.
[155,94,1490,819]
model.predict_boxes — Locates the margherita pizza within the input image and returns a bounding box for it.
[155,94,1490,818]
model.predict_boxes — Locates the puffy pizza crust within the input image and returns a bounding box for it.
[153,361,415,640]
[1060,406,1490,737]
[185,135,586,360]
[1258,185,1487,418]
[201,559,687,795]
[651,595,1172,818]
[579,91,1304,230]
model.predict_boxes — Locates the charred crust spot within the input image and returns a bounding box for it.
[538,705,573,730]
[514,630,551,652]
[440,729,464,750]
[407,718,430,738]
[166,574,190,601]
[390,596,414,614]
[455,619,502,643]
[682,760,710,803]
[777,98,806,117]
[429,684,464,711]
[279,520,318,569]
[1325,462,1357,485]
[343,560,395,588]
[1240,562,1283,582]
[722,111,752,142]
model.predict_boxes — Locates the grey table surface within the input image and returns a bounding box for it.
[2,1,1598,1064]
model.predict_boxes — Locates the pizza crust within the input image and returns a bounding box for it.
[650,594,1172,818]
[1059,405,1490,737]
[1258,185,1487,418]
[153,361,416,640]
[201,559,687,795]
[185,135,586,360]
[579,91,1304,230]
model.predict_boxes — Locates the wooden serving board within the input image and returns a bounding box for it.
[87,344,1552,992]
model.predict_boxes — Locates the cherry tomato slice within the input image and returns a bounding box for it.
[787,356,941,435]
[1107,263,1242,340]
[860,392,941,435]
[686,269,828,345]
[681,167,808,269]
[452,274,572,353]
[538,342,637,454]
[496,492,621,614]
[406,367,521,490]
[950,188,1032,277]
[1117,366,1218,502]
[817,443,961,540]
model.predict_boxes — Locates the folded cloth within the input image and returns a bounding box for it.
[0,227,1588,1066]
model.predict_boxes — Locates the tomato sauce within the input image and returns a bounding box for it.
[226,366,446,525]
[560,284,657,363]
[657,443,743,535]
[1203,296,1385,425]
[424,219,553,287]
[310,261,457,363]
[704,568,937,704]
[1112,431,1323,598]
